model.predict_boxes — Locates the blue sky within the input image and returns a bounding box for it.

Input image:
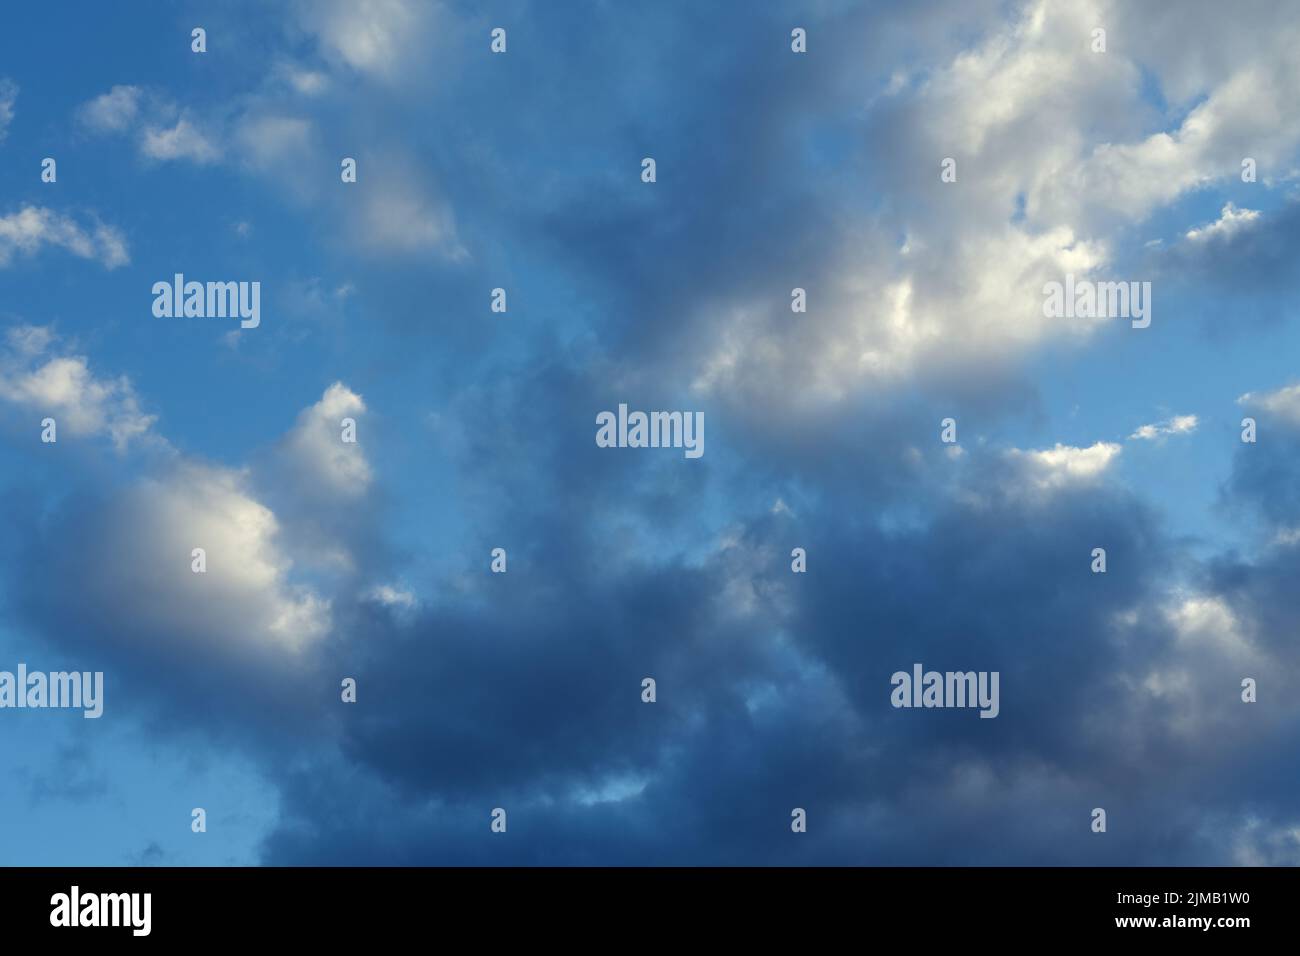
[2,0,1300,865]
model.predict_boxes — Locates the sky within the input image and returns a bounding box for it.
[1,0,1299,865]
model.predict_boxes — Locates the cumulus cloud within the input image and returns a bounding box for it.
[1007,441,1121,490]
[0,326,154,448]
[671,1,1129,407]
[6,383,374,700]
[0,206,129,269]
[672,0,1300,413]
[1033,6,1300,227]
[1185,204,1261,243]
[280,382,371,496]
[76,84,142,132]
[140,115,221,163]
[97,462,332,653]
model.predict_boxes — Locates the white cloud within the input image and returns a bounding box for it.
[16,374,386,656]
[693,225,1107,406]
[281,382,372,495]
[82,461,332,654]
[1184,204,1260,243]
[0,325,156,449]
[1238,383,1300,424]
[690,2,1131,408]
[4,353,384,660]
[1034,38,1300,228]
[77,85,143,133]
[1007,441,1121,490]
[141,115,221,164]
[1129,414,1198,440]
[0,206,129,269]
[76,88,224,167]
[1166,594,1251,656]
[301,0,436,80]
[689,0,1300,412]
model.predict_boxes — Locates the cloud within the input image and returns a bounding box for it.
[0,326,155,448]
[1033,4,1300,227]
[76,87,221,166]
[1006,441,1121,490]
[280,382,372,496]
[1130,414,1198,440]
[639,0,1300,414]
[86,460,332,654]
[1,376,398,748]
[10,0,1300,869]
[365,584,415,609]
[1185,204,1261,243]
[140,115,221,163]
[1151,195,1300,322]
[248,412,1292,865]
[8,414,358,700]
[76,84,142,132]
[0,206,129,269]
[298,0,440,81]
[543,1,1127,412]
[1239,382,1300,424]
[1228,383,1300,526]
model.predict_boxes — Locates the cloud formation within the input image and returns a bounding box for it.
[0,206,128,269]
[0,326,153,448]
[4,0,1300,868]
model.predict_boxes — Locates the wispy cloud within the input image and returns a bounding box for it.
[1130,414,1198,440]
[0,205,128,269]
